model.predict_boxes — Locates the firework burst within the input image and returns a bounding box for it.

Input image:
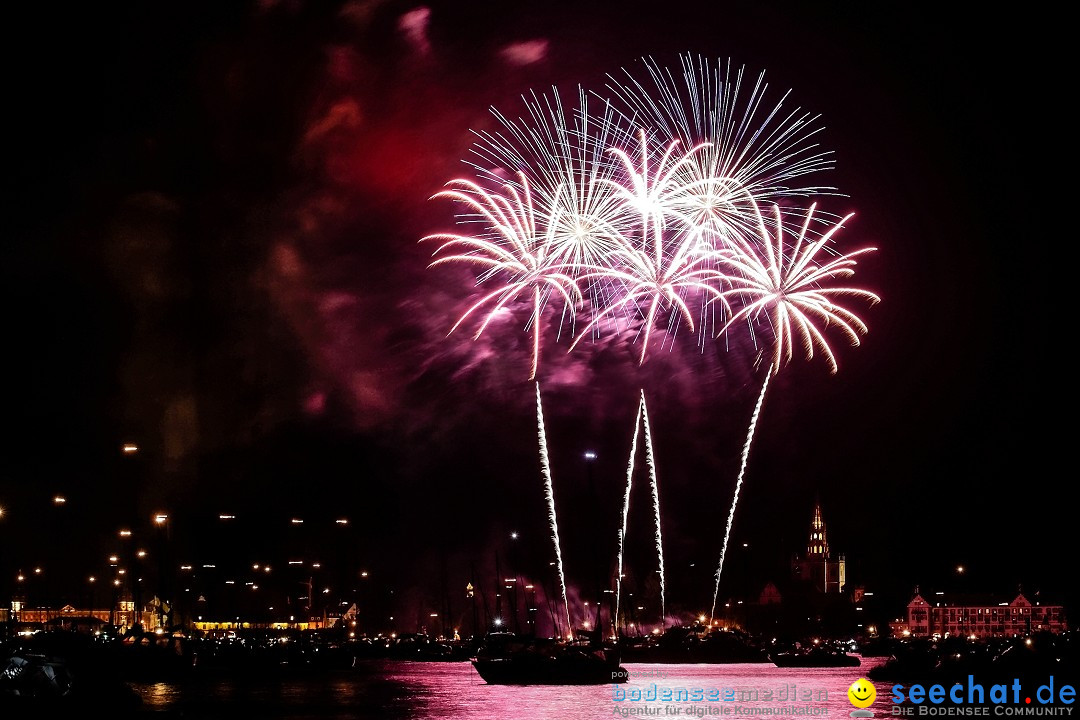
[469,87,632,270]
[716,201,880,374]
[604,54,840,245]
[568,130,732,363]
[421,174,582,380]
[421,56,883,636]
[468,87,637,342]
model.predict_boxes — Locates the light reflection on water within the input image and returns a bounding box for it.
[131,657,890,719]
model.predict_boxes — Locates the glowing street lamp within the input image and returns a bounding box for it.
[122,443,139,454]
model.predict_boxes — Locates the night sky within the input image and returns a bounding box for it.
[2,2,1072,628]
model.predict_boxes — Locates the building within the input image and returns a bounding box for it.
[9,593,163,633]
[790,502,846,594]
[897,590,1068,638]
[15,604,112,632]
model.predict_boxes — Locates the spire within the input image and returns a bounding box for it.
[807,501,829,557]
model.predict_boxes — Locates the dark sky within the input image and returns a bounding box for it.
[2,1,1072,628]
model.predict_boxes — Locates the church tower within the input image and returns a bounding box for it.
[807,502,829,557]
[792,501,846,593]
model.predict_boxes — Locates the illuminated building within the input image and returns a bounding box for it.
[790,502,846,594]
[901,590,1068,637]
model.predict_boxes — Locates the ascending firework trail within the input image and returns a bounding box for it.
[614,390,667,637]
[535,382,573,638]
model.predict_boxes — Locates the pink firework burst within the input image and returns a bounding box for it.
[568,130,730,364]
[715,200,880,374]
[421,174,582,381]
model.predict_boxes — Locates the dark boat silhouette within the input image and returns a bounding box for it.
[619,625,769,664]
[771,645,860,667]
[471,632,628,685]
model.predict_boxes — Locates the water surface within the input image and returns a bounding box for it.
[130,657,889,719]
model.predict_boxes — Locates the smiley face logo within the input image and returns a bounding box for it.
[848,678,876,708]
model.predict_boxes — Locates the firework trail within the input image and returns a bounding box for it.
[613,391,668,635]
[709,368,769,623]
[708,200,879,621]
[604,54,840,245]
[614,393,642,638]
[569,130,732,363]
[535,381,573,638]
[640,391,666,628]
[422,174,582,380]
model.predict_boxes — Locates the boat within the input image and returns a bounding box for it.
[619,625,770,664]
[770,646,861,667]
[471,632,628,685]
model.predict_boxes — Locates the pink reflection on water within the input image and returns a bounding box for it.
[382,658,891,720]
[132,658,891,719]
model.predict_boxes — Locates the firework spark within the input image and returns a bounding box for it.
[422,174,582,380]
[709,200,879,621]
[535,382,573,638]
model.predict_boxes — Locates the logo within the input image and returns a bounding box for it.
[850,678,878,718]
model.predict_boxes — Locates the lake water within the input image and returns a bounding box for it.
[127,657,890,718]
